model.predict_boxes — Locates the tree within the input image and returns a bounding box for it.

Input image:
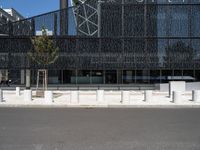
[28,27,59,92]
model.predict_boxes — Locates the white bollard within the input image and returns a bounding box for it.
[45,91,53,104]
[24,90,32,102]
[192,90,200,103]
[70,91,79,103]
[144,90,152,102]
[97,90,104,103]
[0,89,3,102]
[16,87,20,96]
[122,91,130,104]
[173,91,182,104]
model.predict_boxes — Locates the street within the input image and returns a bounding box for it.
[0,108,200,150]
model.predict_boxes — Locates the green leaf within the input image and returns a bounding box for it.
[28,27,60,67]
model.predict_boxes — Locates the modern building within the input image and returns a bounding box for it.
[0,8,24,25]
[0,8,24,83]
[0,0,200,86]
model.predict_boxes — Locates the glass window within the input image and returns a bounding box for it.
[63,70,76,84]
[124,39,144,53]
[101,4,122,36]
[191,39,200,68]
[191,6,200,37]
[101,38,122,53]
[57,38,76,53]
[0,53,9,68]
[183,70,195,82]
[124,5,144,36]
[136,70,149,83]
[105,70,117,84]
[158,40,168,68]
[156,6,168,37]
[161,70,173,83]
[173,70,182,80]
[8,70,20,84]
[123,70,135,84]
[48,70,62,84]
[68,7,77,36]
[150,70,161,83]
[79,39,99,53]
[168,39,191,68]
[190,0,200,4]
[195,70,200,81]
[77,70,90,84]
[91,70,103,84]
[169,6,189,37]
[147,5,158,37]
[35,15,54,35]
[147,39,160,68]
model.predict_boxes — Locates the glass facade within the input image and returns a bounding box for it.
[0,1,200,85]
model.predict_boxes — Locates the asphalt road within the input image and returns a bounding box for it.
[0,108,200,150]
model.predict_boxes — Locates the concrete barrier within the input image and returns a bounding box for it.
[45,91,53,104]
[121,91,130,104]
[169,81,185,97]
[0,89,3,102]
[70,91,79,103]
[144,90,152,102]
[97,90,104,103]
[16,87,20,96]
[157,82,200,92]
[24,90,32,102]
[192,90,200,103]
[173,91,182,104]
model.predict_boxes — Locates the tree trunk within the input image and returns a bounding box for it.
[36,69,48,97]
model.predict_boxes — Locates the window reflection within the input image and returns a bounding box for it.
[169,6,189,37]
[191,6,200,37]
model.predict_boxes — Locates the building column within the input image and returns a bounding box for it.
[90,70,92,84]
[134,70,137,83]
[75,69,78,84]
[21,70,25,85]
[0,70,2,83]
[61,70,63,84]
[160,70,162,83]
[103,70,106,84]
[26,69,31,89]
[117,70,122,84]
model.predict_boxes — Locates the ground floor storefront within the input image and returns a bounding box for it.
[0,69,200,85]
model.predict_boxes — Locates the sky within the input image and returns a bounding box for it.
[0,0,60,18]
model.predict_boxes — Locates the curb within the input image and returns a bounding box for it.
[0,104,200,108]
[107,105,200,108]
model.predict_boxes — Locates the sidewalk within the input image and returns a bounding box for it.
[0,90,200,108]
